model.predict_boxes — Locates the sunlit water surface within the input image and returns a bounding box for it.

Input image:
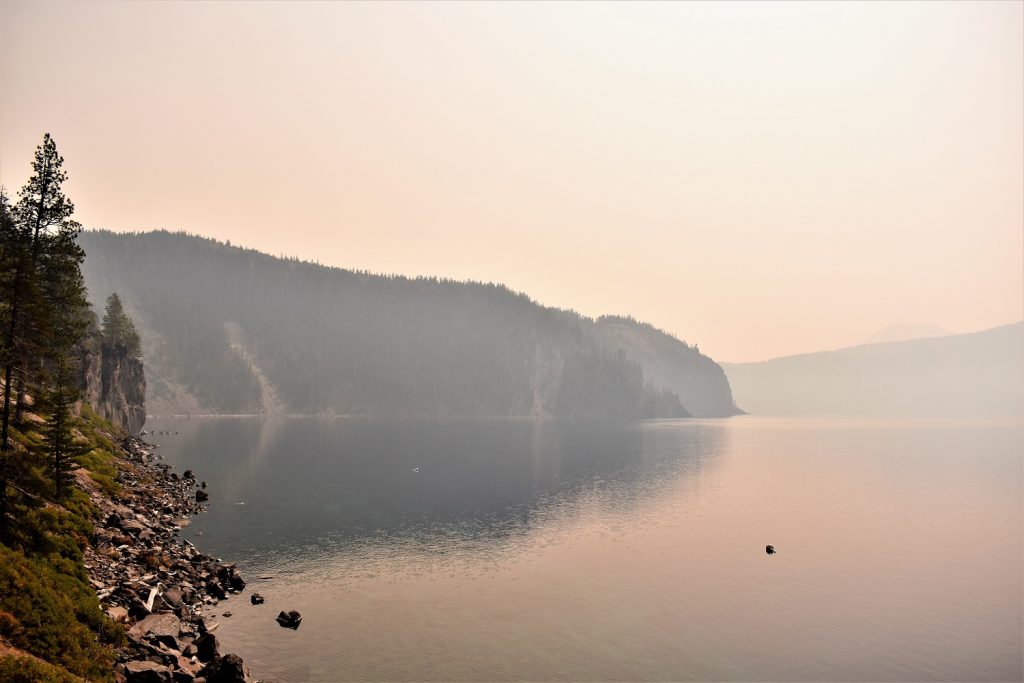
[144,416,1023,682]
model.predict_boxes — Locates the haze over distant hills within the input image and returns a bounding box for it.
[724,323,1024,417]
[864,322,953,345]
[79,230,740,419]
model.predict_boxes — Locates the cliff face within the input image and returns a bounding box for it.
[80,340,146,433]
[594,316,742,417]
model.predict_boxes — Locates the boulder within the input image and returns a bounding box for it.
[195,490,209,502]
[206,580,227,600]
[162,587,184,609]
[193,632,220,663]
[226,568,245,591]
[276,610,302,629]
[122,519,147,534]
[202,653,250,683]
[122,660,173,683]
[249,593,264,605]
[129,613,182,643]
[107,605,130,622]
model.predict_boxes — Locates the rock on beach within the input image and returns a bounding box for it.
[81,435,253,682]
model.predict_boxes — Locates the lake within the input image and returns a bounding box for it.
[144,416,1023,682]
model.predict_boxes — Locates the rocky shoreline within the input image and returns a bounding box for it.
[79,435,255,683]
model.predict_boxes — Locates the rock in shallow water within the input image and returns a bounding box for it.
[202,653,251,683]
[276,610,302,629]
[194,631,220,663]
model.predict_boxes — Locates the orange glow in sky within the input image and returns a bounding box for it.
[1,1,1021,361]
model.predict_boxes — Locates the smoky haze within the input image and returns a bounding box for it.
[1,1,1021,362]
[724,323,1024,417]
[78,230,740,419]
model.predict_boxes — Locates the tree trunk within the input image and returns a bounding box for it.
[13,374,26,425]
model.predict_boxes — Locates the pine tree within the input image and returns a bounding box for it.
[1,134,86,528]
[39,227,90,499]
[2,134,76,453]
[44,354,77,501]
[101,292,141,356]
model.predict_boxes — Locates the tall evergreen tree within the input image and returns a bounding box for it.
[39,227,90,499]
[1,134,85,528]
[101,292,141,355]
[2,134,75,453]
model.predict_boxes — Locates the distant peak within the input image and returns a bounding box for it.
[864,322,953,345]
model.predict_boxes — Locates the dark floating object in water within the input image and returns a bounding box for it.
[766,545,776,555]
[276,610,302,629]
[251,593,265,605]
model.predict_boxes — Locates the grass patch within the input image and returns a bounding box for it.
[0,545,119,681]
[0,405,131,681]
[0,654,84,683]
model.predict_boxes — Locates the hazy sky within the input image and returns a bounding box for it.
[2,1,1021,362]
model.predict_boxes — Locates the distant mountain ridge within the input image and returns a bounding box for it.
[79,230,740,419]
[864,322,953,345]
[724,323,1024,417]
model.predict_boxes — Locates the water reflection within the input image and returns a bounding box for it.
[149,417,725,570]
[144,417,1022,682]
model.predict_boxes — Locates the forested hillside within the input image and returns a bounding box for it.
[80,230,739,419]
[595,317,743,417]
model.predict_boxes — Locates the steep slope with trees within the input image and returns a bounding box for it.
[2,134,92,525]
[0,135,152,681]
[79,231,739,419]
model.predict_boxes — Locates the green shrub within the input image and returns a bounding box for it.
[0,653,85,683]
[0,545,117,681]
[0,396,132,680]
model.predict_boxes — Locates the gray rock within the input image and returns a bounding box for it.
[123,659,173,683]
[107,605,130,622]
[162,587,184,608]
[129,613,182,642]
[122,519,147,534]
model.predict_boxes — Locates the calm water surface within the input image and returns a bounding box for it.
[144,416,1023,682]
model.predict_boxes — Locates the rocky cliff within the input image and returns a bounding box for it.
[80,339,146,433]
[594,316,742,417]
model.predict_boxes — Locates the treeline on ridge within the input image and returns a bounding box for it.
[79,230,736,419]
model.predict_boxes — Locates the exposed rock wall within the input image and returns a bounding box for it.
[80,340,146,433]
[594,316,742,417]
